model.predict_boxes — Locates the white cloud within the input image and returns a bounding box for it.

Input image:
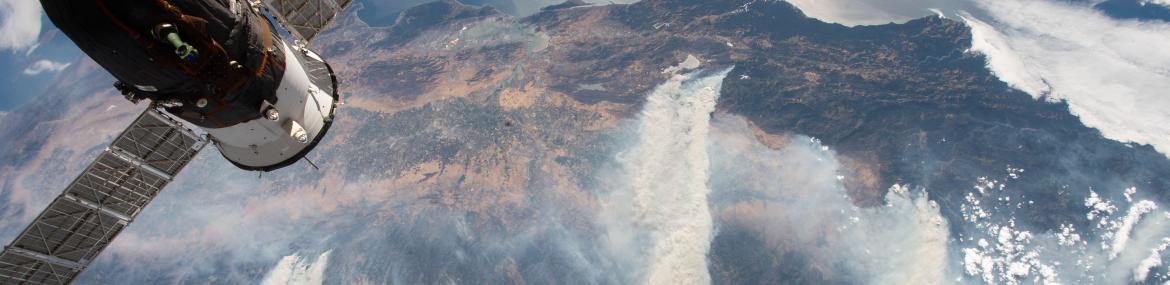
[789,0,1170,157]
[783,0,966,26]
[0,0,42,52]
[22,59,70,76]
[1112,200,1160,259]
[961,14,1050,97]
[964,0,1170,157]
[260,250,331,285]
[957,180,1170,284]
[1135,238,1170,282]
[1141,0,1170,8]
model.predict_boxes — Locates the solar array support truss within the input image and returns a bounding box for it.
[0,109,206,285]
[264,0,353,44]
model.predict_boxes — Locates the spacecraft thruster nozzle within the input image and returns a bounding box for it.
[152,23,198,62]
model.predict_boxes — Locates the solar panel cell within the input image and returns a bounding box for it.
[265,0,352,43]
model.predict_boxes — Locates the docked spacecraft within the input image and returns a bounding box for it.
[42,0,346,171]
[0,0,351,283]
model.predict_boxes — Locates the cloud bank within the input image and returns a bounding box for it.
[1143,0,1170,8]
[788,0,1170,158]
[783,0,965,26]
[962,0,1170,157]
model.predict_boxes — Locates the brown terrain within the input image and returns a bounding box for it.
[0,0,1168,283]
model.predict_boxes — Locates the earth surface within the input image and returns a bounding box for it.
[1,0,1169,284]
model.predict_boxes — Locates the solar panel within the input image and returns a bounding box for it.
[0,109,206,285]
[265,0,352,43]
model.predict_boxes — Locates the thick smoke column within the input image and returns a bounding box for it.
[601,65,730,284]
[626,69,727,284]
[601,63,952,285]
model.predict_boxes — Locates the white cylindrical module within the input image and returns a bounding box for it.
[203,42,338,171]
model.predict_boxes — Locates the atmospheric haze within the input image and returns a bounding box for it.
[599,60,956,284]
[598,62,1170,284]
[4,1,1170,282]
[706,116,952,285]
[167,62,1170,284]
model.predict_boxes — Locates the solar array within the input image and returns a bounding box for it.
[0,109,206,284]
[265,0,353,43]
